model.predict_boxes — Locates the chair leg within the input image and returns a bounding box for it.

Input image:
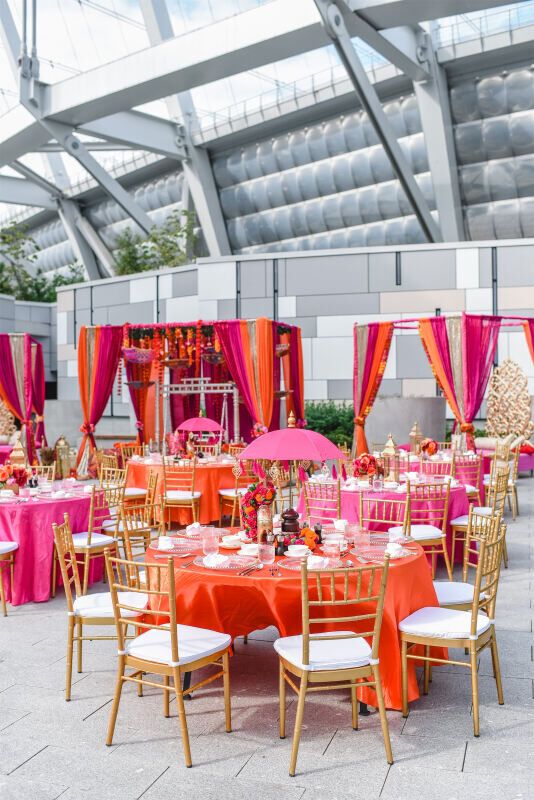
[0,563,7,617]
[289,672,308,777]
[512,487,518,519]
[423,646,430,695]
[106,658,125,745]
[373,664,394,765]
[279,660,286,739]
[490,632,504,705]
[51,548,57,598]
[442,538,453,581]
[401,639,409,718]
[470,644,480,737]
[65,616,75,700]
[82,550,90,596]
[502,538,508,569]
[450,528,456,567]
[222,650,232,733]
[218,499,223,527]
[77,619,83,673]
[230,499,237,528]
[173,667,192,767]
[350,679,358,730]
[163,674,170,717]
[430,549,436,579]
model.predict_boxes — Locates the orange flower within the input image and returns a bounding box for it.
[302,526,318,552]
[0,466,10,483]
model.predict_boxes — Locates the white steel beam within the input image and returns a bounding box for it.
[62,200,115,278]
[0,175,56,208]
[348,0,512,29]
[314,0,441,242]
[57,199,102,280]
[139,0,230,256]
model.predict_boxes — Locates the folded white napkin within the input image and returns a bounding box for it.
[186,522,202,535]
[203,553,227,568]
[385,542,403,558]
[83,485,94,494]
[334,519,348,532]
[307,555,328,569]
[51,491,66,499]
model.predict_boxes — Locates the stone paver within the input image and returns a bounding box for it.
[0,478,533,799]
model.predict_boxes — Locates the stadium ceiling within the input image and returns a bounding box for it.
[0,0,521,278]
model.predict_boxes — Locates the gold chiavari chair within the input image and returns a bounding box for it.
[219,462,255,526]
[0,541,18,617]
[271,461,294,512]
[400,522,506,736]
[450,466,510,567]
[103,473,159,539]
[53,514,147,700]
[120,502,163,587]
[274,556,393,776]
[100,466,126,488]
[162,462,201,528]
[433,508,502,610]
[303,479,341,525]
[436,441,454,452]
[454,453,482,505]
[339,442,351,459]
[228,443,245,458]
[391,481,453,580]
[120,443,144,461]
[359,493,410,536]
[420,454,455,477]
[32,464,56,481]
[100,452,119,474]
[104,552,232,766]
[123,462,154,502]
[505,443,521,520]
[195,442,220,457]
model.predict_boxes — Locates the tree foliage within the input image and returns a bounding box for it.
[0,224,83,302]
[305,401,354,447]
[114,211,196,275]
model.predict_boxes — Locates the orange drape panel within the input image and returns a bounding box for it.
[256,318,274,428]
[354,322,393,455]
[418,319,462,422]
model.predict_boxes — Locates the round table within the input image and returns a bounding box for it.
[127,460,237,525]
[145,542,443,711]
[0,491,100,605]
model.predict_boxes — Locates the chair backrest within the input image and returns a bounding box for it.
[509,442,522,483]
[358,493,410,535]
[468,522,506,632]
[228,443,245,458]
[163,462,196,494]
[86,485,120,545]
[105,552,179,657]
[453,453,482,487]
[436,441,453,452]
[100,466,126,488]
[52,513,81,611]
[300,556,390,667]
[195,442,220,457]
[144,469,159,507]
[120,502,162,583]
[303,479,341,524]
[461,507,502,583]
[407,480,451,533]
[33,464,56,481]
[420,455,454,477]
[121,444,143,461]
[101,452,119,471]
[486,466,509,516]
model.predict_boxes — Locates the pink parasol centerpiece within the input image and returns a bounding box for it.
[239,413,343,461]
[177,416,224,433]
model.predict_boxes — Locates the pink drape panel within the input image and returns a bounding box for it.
[214,321,260,424]
[77,326,123,464]
[31,343,47,448]
[462,314,501,435]
[0,333,36,463]
[287,326,305,425]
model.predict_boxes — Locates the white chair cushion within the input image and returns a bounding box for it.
[125,624,231,666]
[433,580,478,606]
[73,590,147,618]
[274,631,372,671]
[464,484,478,494]
[406,524,443,541]
[72,531,116,548]
[450,514,469,527]
[0,540,18,555]
[473,506,491,516]
[165,490,201,501]
[124,487,147,498]
[218,488,247,498]
[399,606,491,640]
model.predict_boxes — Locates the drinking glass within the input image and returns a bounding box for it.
[258,543,276,575]
[202,527,219,558]
[353,526,370,551]
[322,540,341,566]
[372,477,383,493]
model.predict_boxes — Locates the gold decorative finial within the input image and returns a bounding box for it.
[288,411,296,428]
[382,432,397,457]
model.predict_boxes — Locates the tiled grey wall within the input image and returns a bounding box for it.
[0,294,56,381]
[51,240,534,423]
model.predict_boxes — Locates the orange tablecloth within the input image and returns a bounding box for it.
[145,543,444,711]
[127,461,236,524]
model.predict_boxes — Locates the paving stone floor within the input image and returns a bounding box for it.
[1,479,533,800]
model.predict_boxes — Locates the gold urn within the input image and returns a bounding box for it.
[409,421,423,454]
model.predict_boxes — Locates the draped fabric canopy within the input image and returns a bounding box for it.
[77,325,123,465]
[0,333,45,464]
[353,313,532,453]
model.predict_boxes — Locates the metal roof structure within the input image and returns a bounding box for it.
[0,0,533,279]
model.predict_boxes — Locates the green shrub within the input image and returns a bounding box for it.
[305,401,354,447]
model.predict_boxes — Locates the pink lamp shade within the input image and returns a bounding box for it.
[239,427,343,462]
[176,416,224,433]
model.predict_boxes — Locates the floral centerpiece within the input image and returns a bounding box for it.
[353,452,377,477]
[281,525,319,551]
[420,438,438,457]
[240,480,275,540]
[251,422,268,438]
[0,464,29,493]
[0,463,13,488]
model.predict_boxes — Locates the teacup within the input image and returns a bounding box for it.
[239,543,259,556]
[158,536,174,551]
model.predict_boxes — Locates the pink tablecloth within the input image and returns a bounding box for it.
[0,494,102,605]
[299,484,469,566]
[0,445,13,464]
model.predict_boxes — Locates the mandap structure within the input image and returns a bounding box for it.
[353,313,534,455]
[0,333,47,464]
[76,318,304,466]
